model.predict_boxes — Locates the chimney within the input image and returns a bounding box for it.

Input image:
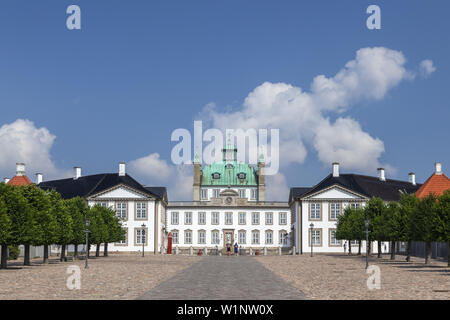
[4,178,9,184]
[36,173,43,184]
[377,168,386,181]
[74,167,81,180]
[119,162,126,176]
[435,162,442,175]
[332,162,340,177]
[408,172,416,186]
[16,163,25,176]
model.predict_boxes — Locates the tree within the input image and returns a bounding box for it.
[87,206,107,257]
[0,196,12,269]
[100,206,125,256]
[436,190,450,267]
[336,207,352,254]
[412,194,438,264]
[365,197,386,258]
[21,186,58,264]
[349,208,365,255]
[66,197,88,259]
[398,194,419,262]
[382,202,401,260]
[48,192,73,262]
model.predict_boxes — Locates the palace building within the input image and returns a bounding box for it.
[166,143,290,254]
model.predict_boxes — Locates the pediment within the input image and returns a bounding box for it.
[90,185,150,200]
[303,185,367,200]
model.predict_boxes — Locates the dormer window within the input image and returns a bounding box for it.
[237,172,246,180]
[212,173,221,179]
[226,164,233,169]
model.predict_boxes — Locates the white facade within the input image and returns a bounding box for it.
[291,185,388,254]
[166,205,291,251]
[87,184,166,254]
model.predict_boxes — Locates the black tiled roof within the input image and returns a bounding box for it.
[38,173,163,200]
[145,187,168,202]
[289,187,312,203]
[296,174,422,202]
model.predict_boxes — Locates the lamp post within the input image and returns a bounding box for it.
[141,223,146,257]
[85,217,91,269]
[365,218,370,269]
[309,223,314,257]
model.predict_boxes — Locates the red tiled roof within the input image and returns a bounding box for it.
[415,173,450,199]
[7,175,32,186]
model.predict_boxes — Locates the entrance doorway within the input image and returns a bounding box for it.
[223,230,234,248]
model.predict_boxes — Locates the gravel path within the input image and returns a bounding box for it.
[0,254,197,299]
[256,254,450,300]
[138,256,307,300]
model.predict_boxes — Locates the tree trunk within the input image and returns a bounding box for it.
[43,245,49,264]
[96,244,100,257]
[348,241,352,255]
[104,243,108,257]
[390,241,396,260]
[74,243,78,259]
[425,241,431,264]
[1,245,8,269]
[24,244,31,266]
[60,245,66,262]
[406,240,411,262]
[358,240,361,255]
[448,242,449,267]
[377,241,382,258]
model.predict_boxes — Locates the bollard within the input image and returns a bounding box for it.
[204,247,208,256]
[189,246,193,256]
[175,246,179,255]
[278,246,282,256]
[249,248,253,256]
[263,247,267,256]
[292,246,296,256]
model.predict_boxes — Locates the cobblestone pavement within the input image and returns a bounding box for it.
[138,256,307,300]
[256,254,450,300]
[0,254,197,299]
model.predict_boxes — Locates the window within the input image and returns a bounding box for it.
[212,173,220,179]
[330,203,341,220]
[184,230,192,244]
[171,212,179,225]
[172,231,179,244]
[279,231,288,245]
[201,189,208,200]
[99,202,107,208]
[225,212,233,225]
[239,189,246,199]
[117,228,127,245]
[310,203,321,220]
[252,231,260,244]
[311,229,321,246]
[136,202,147,219]
[211,212,219,225]
[198,212,206,225]
[279,212,287,225]
[239,212,246,225]
[330,229,340,246]
[198,230,206,244]
[252,212,260,225]
[213,189,220,198]
[265,231,273,244]
[211,231,220,244]
[265,212,273,225]
[238,231,246,244]
[350,240,358,245]
[251,189,257,200]
[116,202,127,219]
[185,212,192,225]
[237,172,246,179]
[136,229,146,245]
[351,203,361,209]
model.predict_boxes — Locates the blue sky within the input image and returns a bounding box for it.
[0,1,448,200]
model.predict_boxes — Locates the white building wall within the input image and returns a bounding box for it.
[167,207,291,250]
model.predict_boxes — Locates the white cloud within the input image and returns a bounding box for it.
[199,47,432,198]
[0,119,70,181]
[128,153,172,182]
[266,173,290,201]
[419,59,436,77]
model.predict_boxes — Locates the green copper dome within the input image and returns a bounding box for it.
[201,144,258,186]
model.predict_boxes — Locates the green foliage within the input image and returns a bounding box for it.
[336,207,365,241]
[7,245,20,260]
[48,191,73,245]
[99,206,125,243]
[88,205,108,245]
[411,194,438,242]
[435,190,450,242]
[66,197,88,245]
[0,198,12,245]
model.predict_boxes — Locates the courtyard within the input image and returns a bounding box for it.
[0,253,448,300]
